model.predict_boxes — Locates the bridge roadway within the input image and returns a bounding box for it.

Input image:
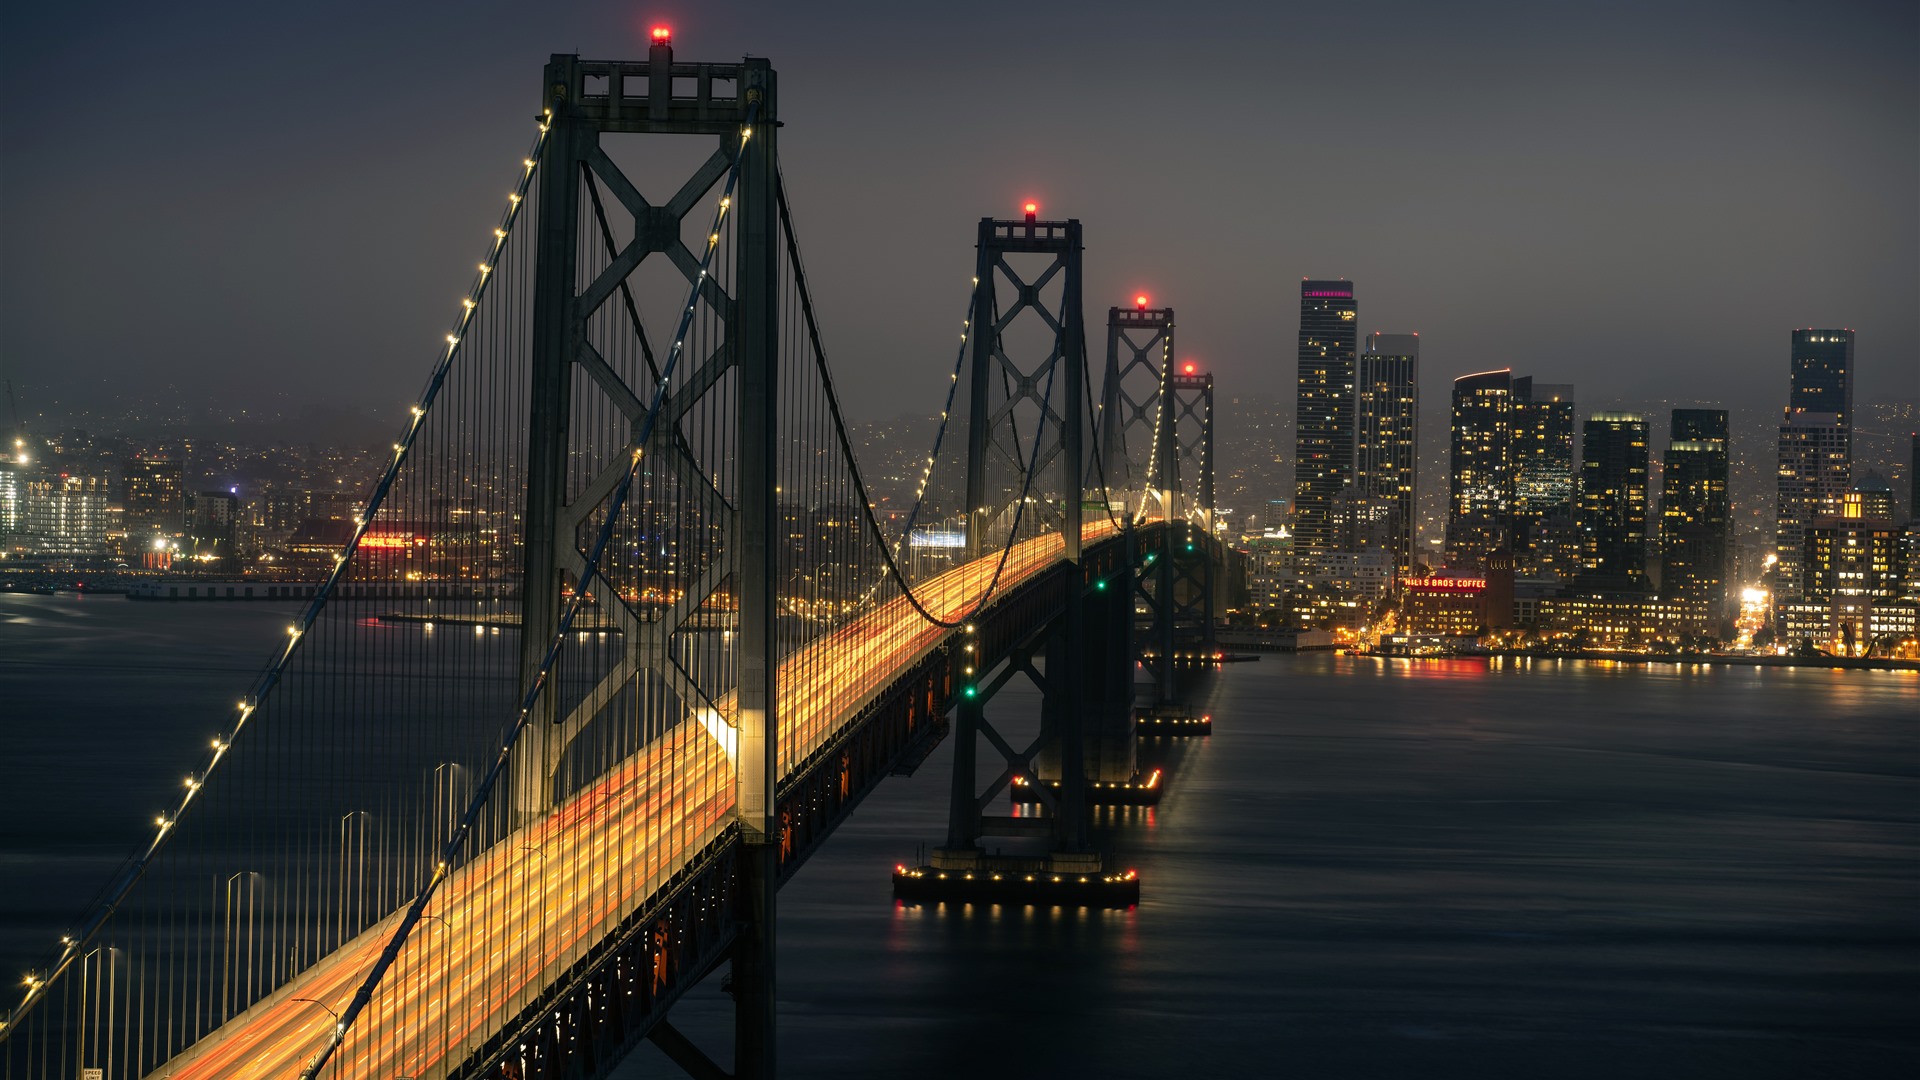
[154,520,1126,1079]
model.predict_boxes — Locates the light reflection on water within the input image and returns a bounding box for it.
[2,598,1915,1079]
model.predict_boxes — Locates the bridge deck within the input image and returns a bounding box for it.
[154,522,1121,1080]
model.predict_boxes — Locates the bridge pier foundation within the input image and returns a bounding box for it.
[898,554,1141,908]
[1135,522,1220,717]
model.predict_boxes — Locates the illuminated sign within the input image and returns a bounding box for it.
[361,533,422,549]
[1302,289,1352,298]
[1402,576,1485,592]
[908,529,966,549]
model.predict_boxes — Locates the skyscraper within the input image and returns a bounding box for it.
[0,462,21,544]
[1802,486,1902,602]
[1790,329,1854,438]
[1356,332,1419,577]
[1446,368,1512,567]
[1510,377,1576,573]
[1774,410,1849,599]
[1660,408,1731,626]
[1577,412,1650,589]
[1292,279,1357,563]
[23,473,108,555]
[124,453,186,538]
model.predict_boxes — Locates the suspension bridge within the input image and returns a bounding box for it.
[3,38,1224,1080]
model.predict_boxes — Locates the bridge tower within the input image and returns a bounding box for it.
[1099,297,1174,519]
[1128,357,1221,718]
[963,206,1085,564]
[516,39,782,1077]
[912,206,1139,900]
[1098,301,1219,713]
[1139,362,1219,708]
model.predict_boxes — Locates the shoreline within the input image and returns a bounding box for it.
[1362,647,1920,673]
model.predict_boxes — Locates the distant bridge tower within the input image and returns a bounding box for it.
[1140,360,1218,705]
[936,203,1111,874]
[516,38,781,1076]
[1165,361,1216,535]
[964,205,1086,563]
[1099,297,1174,517]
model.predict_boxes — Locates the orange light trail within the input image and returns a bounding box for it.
[157,521,1123,1079]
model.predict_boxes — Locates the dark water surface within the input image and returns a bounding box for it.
[4,595,1916,1077]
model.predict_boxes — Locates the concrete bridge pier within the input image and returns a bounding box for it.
[898,547,1142,908]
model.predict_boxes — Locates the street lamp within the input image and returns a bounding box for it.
[291,997,346,1077]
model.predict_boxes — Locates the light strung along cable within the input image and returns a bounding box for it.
[1080,332,1126,532]
[887,292,974,559]
[829,275,976,616]
[770,176,975,621]
[298,101,760,1080]
[1134,329,1173,525]
[776,166,965,615]
[0,117,552,1042]
[778,169,1055,630]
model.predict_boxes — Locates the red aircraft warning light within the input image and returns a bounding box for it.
[1135,294,1149,309]
[650,26,672,44]
[1023,201,1038,217]
[1181,361,1197,375]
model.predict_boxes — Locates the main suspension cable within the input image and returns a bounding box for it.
[776,170,1055,631]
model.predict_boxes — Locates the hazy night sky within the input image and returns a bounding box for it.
[2,0,1914,430]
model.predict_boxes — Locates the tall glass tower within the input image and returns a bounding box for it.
[1775,410,1850,598]
[1790,329,1854,436]
[1446,368,1513,567]
[1356,333,1419,577]
[1660,408,1731,626]
[1775,330,1857,600]
[1292,279,1357,564]
[1577,412,1650,589]
[1510,377,1576,573]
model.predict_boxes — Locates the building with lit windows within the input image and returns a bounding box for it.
[1536,592,1709,648]
[1774,410,1850,598]
[1303,549,1395,607]
[1401,572,1489,637]
[1867,601,1918,655]
[1355,332,1419,578]
[23,473,109,555]
[1446,369,1513,567]
[1291,279,1357,562]
[1789,328,1854,444]
[189,489,240,559]
[124,453,187,537]
[1242,528,1292,610]
[1576,413,1649,589]
[1772,483,1906,655]
[1848,472,1895,522]
[1509,378,1575,571]
[0,462,21,545]
[1802,490,1903,602]
[1659,408,1730,628]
